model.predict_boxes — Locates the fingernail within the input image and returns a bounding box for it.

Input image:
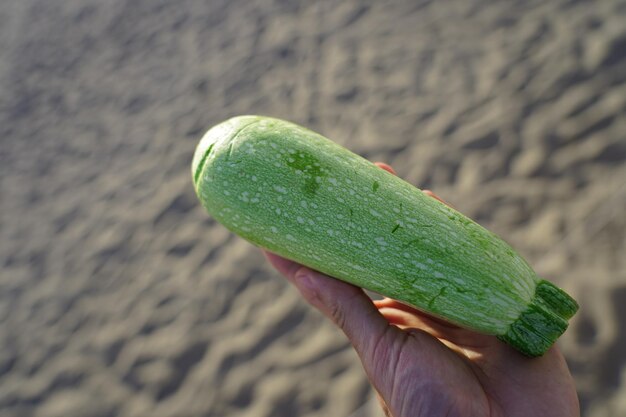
[294,268,315,290]
[293,268,317,297]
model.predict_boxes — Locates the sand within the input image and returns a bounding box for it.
[1,0,625,416]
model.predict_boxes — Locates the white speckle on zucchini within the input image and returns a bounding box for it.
[369,209,382,218]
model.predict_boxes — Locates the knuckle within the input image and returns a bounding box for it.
[326,297,346,329]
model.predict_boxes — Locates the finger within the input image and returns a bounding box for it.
[377,306,442,330]
[264,251,393,360]
[374,298,496,350]
[422,189,455,208]
[372,162,451,208]
[375,392,393,417]
[263,251,302,284]
[372,162,452,208]
[374,298,461,330]
[376,306,463,343]
[376,308,476,355]
[374,162,397,175]
[292,267,393,357]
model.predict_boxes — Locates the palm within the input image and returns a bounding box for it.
[370,298,579,417]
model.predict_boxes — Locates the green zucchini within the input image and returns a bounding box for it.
[192,115,578,357]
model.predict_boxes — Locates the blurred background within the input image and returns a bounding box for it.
[1,0,625,416]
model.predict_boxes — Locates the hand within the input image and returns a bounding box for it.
[264,162,580,417]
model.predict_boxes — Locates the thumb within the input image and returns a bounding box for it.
[264,252,392,364]
[264,251,465,417]
[293,267,391,353]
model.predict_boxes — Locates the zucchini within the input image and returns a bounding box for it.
[192,115,578,357]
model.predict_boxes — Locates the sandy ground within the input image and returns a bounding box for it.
[1,1,625,416]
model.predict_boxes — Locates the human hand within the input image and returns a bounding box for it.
[264,162,579,417]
